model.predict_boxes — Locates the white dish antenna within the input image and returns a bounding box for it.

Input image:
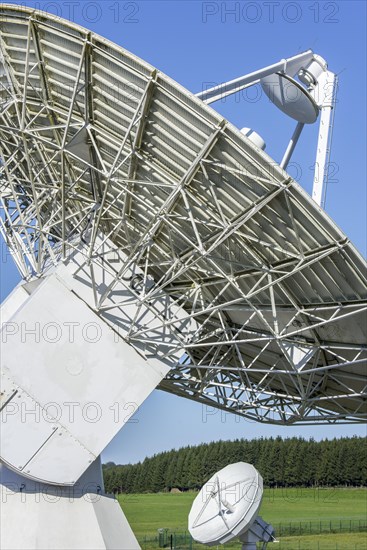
[0,5,366,549]
[188,462,274,549]
[260,53,327,125]
[260,72,319,124]
[198,51,337,204]
[0,5,366,431]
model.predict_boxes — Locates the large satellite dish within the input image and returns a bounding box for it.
[0,4,366,549]
[1,5,365,428]
[189,462,274,549]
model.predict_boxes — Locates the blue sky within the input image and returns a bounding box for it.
[1,1,366,464]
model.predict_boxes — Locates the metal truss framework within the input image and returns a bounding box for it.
[0,5,366,424]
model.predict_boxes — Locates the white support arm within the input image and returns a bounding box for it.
[312,71,337,206]
[196,50,314,104]
[280,122,305,169]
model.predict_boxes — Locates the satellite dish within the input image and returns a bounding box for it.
[260,72,319,123]
[0,5,366,432]
[188,462,274,549]
[0,5,366,549]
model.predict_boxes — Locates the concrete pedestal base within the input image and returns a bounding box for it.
[0,460,140,550]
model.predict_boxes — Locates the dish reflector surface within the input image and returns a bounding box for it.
[0,5,366,425]
[188,462,262,545]
[261,73,319,123]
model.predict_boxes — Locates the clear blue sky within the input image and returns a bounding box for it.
[1,1,366,464]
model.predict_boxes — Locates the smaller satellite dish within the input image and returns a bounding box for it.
[188,462,266,546]
[261,72,319,123]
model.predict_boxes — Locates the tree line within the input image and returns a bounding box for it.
[103,436,367,494]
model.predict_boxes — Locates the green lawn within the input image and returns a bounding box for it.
[118,492,194,538]
[261,486,367,523]
[274,532,367,549]
[118,488,367,546]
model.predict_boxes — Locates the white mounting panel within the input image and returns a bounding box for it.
[1,274,169,485]
[45,233,198,371]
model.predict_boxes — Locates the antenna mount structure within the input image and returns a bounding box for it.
[0,5,366,549]
[197,51,338,208]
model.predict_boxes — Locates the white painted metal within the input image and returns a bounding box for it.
[197,50,314,104]
[280,122,304,169]
[239,517,274,550]
[241,128,266,150]
[2,7,360,549]
[197,51,338,204]
[260,73,319,124]
[188,462,273,547]
[311,71,338,206]
[298,55,327,87]
[0,5,366,429]
[0,460,140,550]
[1,271,169,485]
[44,233,199,372]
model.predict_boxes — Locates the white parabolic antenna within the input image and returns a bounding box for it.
[189,462,274,548]
[0,4,366,549]
[260,72,319,123]
[0,5,365,432]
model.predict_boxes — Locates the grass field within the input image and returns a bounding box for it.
[119,488,367,548]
